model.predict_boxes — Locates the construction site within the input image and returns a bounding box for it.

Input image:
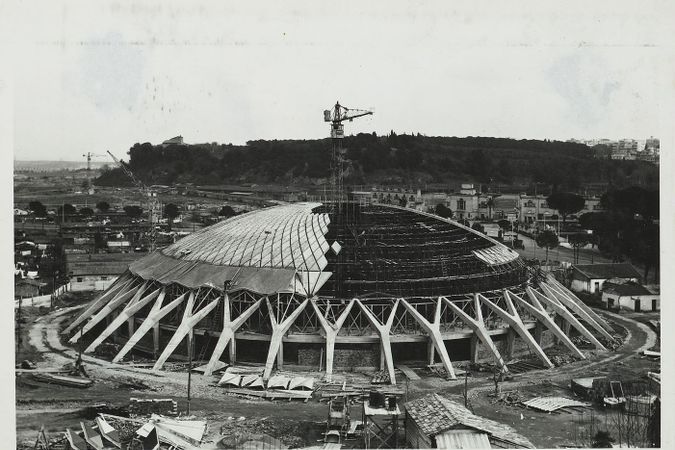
[14,103,661,449]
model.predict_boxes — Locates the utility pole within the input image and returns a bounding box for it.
[187,332,193,415]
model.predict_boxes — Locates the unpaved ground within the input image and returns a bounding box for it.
[15,302,659,448]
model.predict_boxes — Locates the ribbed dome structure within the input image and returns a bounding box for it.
[66,202,617,384]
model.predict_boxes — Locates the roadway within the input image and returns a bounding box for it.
[515,233,613,265]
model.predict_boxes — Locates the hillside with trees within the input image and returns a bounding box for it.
[95,134,659,190]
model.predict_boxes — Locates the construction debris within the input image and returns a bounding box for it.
[571,377,607,399]
[370,371,390,384]
[129,398,178,416]
[396,364,420,381]
[59,413,208,449]
[522,396,589,412]
[192,360,228,374]
[31,372,93,388]
[603,380,626,406]
[647,371,661,385]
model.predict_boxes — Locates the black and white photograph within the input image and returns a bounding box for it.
[3,1,673,448]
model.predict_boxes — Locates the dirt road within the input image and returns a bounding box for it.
[16,304,658,448]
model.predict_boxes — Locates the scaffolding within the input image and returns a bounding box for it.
[362,397,402,449]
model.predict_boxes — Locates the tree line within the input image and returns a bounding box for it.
[95,134,659,190]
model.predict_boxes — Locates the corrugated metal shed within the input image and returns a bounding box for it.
[436,430,491,449]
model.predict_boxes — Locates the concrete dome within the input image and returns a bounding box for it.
[65,202,616,384]
[128,202,526,298]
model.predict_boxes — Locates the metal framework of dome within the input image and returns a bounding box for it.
[64,202,616,384]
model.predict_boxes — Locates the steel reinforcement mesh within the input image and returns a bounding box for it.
[313,202,528,298]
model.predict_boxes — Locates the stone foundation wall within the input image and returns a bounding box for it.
[476,329,555,362]
[298,345,380,369]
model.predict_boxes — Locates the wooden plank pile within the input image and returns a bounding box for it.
[31,372,93,388]
[396,364,420,381]
[522,396,590,413]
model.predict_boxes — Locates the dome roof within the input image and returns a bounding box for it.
[128,202,526,298]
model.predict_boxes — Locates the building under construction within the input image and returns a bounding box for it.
[64,201,617,384]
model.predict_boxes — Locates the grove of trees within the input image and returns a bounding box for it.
[28,201,47,217]
[579,187,659,281]
[94,135,659,191]
[546,192,586,226]
[535,229,559,264]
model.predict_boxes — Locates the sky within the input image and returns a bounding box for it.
[4,1,675,161]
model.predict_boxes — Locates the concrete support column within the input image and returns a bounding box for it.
[401,298,456,379]
[443,295,508,373]
[152,293,220,371]
[379,342,386,371]
[427,339,435,365]
[541,283,615,342]
[127,317,135,338]
[357,299,400,385]
[69,282,145,344]
[203,297,261,376]
[112,292,187,363]
[153,324,160,358]
[83,287,161,354]
[505,328,516,360]
[229,336,236,363]
[533,321,544,345]
[527,287,605,351]
[311,298,355,382]
[263,298,309,380]
[63,275,133,335]
[277,340,284,370]
[512,289,586,359]
[479,293,553,368]
[470,335,479,363]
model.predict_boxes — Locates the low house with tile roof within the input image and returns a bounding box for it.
[66,252,141,292]
[570,263,641,294]
[601,280,659,312]
[15,278,48,299]
[404,393,534,449]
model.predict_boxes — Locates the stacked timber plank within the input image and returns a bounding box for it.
[522,396,589,412]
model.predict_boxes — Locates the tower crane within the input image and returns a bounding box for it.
[323,102,373,209]
[323,102,373,299]
[82,152,106,194]
[107,151,159,252]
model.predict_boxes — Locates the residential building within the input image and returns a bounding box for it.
[447,184,480,220]
[601,280,659,312]
[570,263,641,294]
[66,252,140,291]
[404,393,534,449]
[518,195,603,230]
[15,278,47,299]
[610,139,638,160]
[161,135,184,147]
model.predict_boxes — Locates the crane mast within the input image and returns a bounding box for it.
[82,152,105,194]
[107,151,159,252]
[323,102,373,299]
[323,101,373,210]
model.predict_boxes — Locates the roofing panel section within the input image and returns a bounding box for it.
[603,281,653,297]
[161,203,330,271]
[435,430,492,449]
[128,251,300,295]
[572,263,641,280]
